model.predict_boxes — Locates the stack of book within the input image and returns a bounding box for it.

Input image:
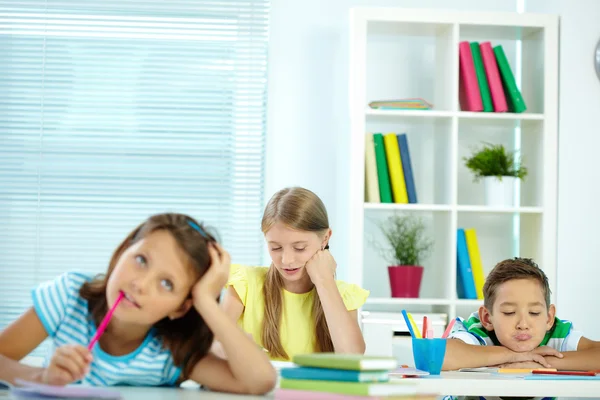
[456,228,485,300]
[459,41,527,113]
[275,353,436,399]
[364,132,416,204]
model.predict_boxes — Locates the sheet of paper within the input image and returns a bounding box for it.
[13,379,121,399]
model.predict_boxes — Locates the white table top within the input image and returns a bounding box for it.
[2,387,265,400]
[401,371,600,398]
[3,370,600,399]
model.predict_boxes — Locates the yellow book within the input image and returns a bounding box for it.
[383,133,408,204]
[465,228,485,299]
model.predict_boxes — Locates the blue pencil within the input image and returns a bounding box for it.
[401,309,416,338]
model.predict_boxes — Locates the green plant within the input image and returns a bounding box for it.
[463,143,527,181]
[374,213,434,266]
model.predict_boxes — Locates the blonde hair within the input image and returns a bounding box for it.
[260,187,334,359]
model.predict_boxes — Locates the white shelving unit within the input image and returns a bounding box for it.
[348,8,559,322]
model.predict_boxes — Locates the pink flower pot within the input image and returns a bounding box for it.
[388,265,424,298]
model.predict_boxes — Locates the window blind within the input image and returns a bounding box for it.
[0,0,269,355]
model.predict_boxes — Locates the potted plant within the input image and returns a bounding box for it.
[463,143,527,207]
[375,213,434,298]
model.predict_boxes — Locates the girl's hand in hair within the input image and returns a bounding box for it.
[192,242,231,304]
[305,249,337,286]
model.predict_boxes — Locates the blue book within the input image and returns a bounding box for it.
[280,367,389,383]
[397,133,417,204]
[457,228,477,299]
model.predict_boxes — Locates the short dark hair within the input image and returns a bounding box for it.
[483,257,551,311]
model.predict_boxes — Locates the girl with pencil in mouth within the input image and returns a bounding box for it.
[0,213,276,394]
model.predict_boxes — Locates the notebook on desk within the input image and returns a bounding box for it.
[12,379,121,399]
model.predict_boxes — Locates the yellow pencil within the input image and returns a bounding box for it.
[407,312,422,339]
[498,368,557,374]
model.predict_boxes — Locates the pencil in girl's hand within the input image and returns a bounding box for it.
[88,291,124,350]
[442,318,457,339]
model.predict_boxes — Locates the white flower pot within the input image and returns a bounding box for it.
[483,176,516,207]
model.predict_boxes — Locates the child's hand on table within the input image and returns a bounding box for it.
[510,346,563,368]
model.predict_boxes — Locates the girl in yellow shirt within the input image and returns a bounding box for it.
[217,187,369,361]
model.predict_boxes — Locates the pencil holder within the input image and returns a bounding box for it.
[411,337,446,375]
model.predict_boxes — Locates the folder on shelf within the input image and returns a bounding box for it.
[470,42,493,112]
[464,228,485,300]
[397,134,417,204]
[457,228,477,299]
[458,41,483,112]
[494,44,527,113]
[372,133,393,203]
[383,133,408,204]
[480,42,508,112]
[365,134,381,203]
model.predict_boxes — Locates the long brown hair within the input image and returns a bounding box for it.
[261,187,334,359]
[79,213,216,378]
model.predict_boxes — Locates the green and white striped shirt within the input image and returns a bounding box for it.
[450,312,582,352]
[445,312,583,400]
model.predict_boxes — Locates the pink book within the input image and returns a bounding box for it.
[479,42,508,112]
[458,41,483,111]
[275,389,392,400]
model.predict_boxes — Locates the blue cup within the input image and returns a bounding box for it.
[411,337,447,375]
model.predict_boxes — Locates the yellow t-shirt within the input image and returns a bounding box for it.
[226,264,370,361]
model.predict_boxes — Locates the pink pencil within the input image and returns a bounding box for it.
[442,318,456,339]
[88,291,124,350]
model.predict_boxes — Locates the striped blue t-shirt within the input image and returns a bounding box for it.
[32,272,182,386]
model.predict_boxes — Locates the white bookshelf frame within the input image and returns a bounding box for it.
[348,8,559,321]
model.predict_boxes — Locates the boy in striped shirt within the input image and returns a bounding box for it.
[444,257,600,372]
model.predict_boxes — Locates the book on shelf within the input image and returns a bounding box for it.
[397,134,417,204]
[456,228,477,299]
[480,41,508,112]
[457,228,486,300]
[372,133,393,203]
[458,41,483,112]
[384,133,409,204]
[470,42,493,112]
[364,132,417,204]
[364,133,381,203]
[459,41,526,113]
[368,98,433,110]
[494,44,527,113]
[464,228,485,300]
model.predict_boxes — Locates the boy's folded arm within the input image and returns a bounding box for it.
[544,337,600,371]
[443,338,518,370]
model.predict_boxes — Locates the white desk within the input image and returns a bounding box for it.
[402,371,600,398]
[3,371,600,399]
[2,387,265,400]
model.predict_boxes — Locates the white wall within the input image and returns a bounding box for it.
[264,0,600,337]
[264,0,520,273]
[525,0,600,337]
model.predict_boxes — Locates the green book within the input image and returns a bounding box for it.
[493,45,527,113]
[280,379,416,397]
[292,353,397,371]
[372,133,393,203]
[470,42,493,112]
